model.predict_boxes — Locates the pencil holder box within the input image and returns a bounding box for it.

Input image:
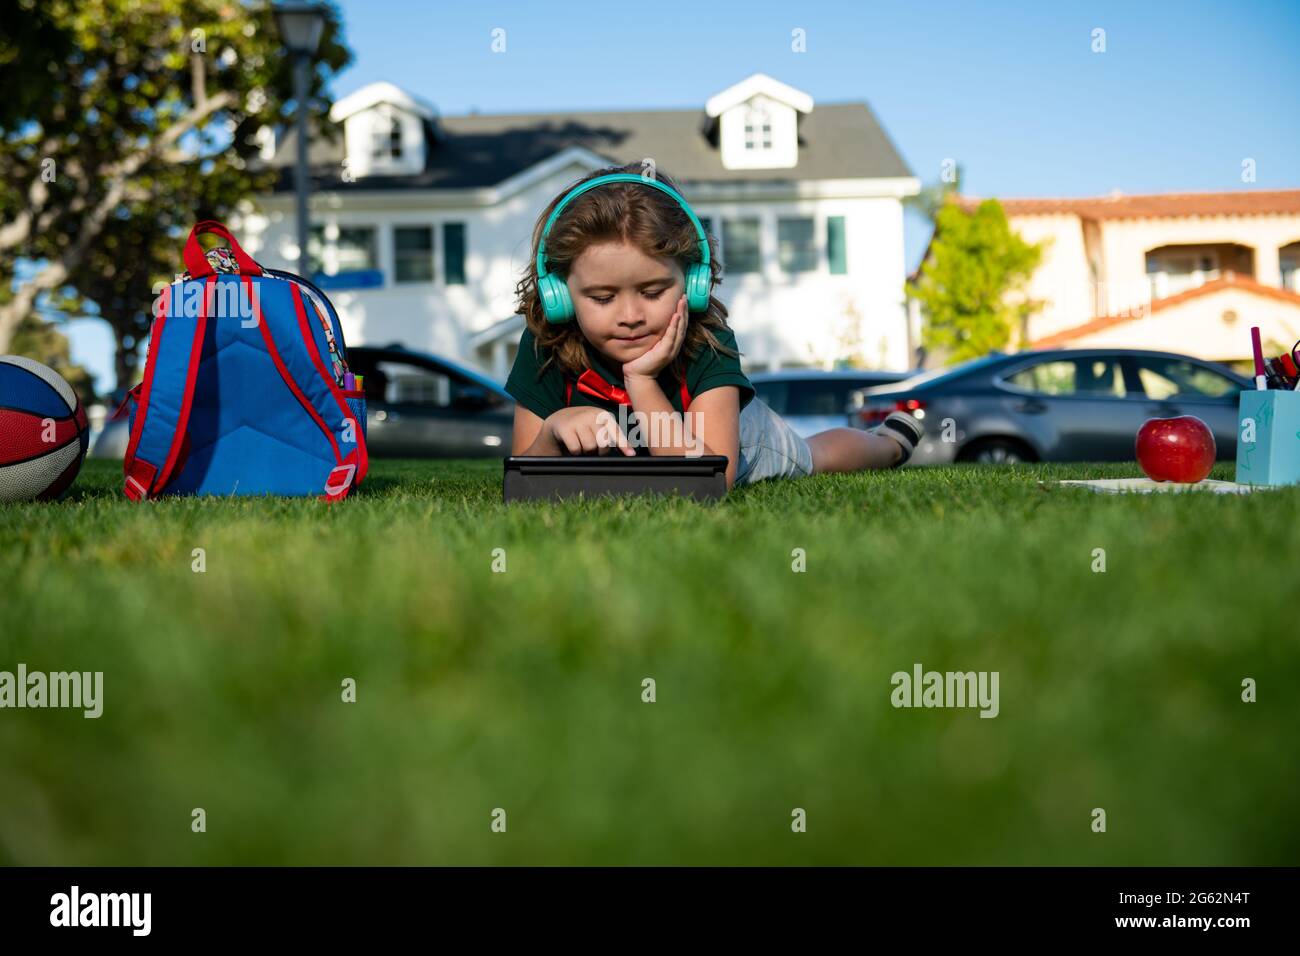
[1235,389,1300,486]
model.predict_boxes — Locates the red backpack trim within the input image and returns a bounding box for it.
[246,277,344,466]
[122,277,213,500]
[285,281,369,492]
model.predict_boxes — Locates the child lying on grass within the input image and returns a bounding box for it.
[505,163,923,490]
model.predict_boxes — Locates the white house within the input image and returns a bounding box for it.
[948,189,1300,365]
[236,74,919,380]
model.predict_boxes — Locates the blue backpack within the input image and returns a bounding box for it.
[123,221,369,500]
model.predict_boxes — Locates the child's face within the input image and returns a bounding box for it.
[565,239,684,365]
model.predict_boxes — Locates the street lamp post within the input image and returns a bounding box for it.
[273,2,328,278]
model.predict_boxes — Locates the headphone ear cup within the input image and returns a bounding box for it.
[538,274,575,323]
[684,264,711,313]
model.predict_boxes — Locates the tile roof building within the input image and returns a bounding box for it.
[943,189,1300,364]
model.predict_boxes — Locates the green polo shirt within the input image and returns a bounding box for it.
[505,323,756,421]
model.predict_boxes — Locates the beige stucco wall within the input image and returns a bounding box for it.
[1009,209,1300,351]
[1097,214,1300,316]
[1048,285,1300,362]
[1006,214,1093,339]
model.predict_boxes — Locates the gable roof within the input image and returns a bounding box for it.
[704,72,814,117]
[329,80,438,122]
[959,189,1300,221]
[1030,272,1300,348]
[265,100,912,192]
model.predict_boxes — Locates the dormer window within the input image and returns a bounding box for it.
[371,111,402,162]
[331,83,436,179]
[707,76,810,170]
[744,104,772,151]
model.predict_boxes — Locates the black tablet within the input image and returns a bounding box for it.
[503,455,730,503]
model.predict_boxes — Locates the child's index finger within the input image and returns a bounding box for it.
[613,422,636,455]
[595,408,636,456]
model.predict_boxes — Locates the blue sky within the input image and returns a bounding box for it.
[68,0,1300,391]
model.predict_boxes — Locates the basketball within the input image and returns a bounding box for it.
[0,356,90,502]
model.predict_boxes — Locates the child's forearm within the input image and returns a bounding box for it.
[624,375,716,457]
[521,419,561,456]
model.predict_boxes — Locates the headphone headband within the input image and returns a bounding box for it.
[535,173,711,281]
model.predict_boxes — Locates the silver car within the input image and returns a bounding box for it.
[750,369,913,438]
[849,349,1250,464]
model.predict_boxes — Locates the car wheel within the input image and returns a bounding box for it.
[961,438,1035,465]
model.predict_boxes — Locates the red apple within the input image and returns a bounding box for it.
[1135,415,1216,483]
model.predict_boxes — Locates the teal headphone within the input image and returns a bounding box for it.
[535,173,713,324]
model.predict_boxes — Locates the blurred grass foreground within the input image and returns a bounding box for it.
[1,459,1297,865]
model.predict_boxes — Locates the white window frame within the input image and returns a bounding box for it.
[743,103,772,151]
[393,224,435,284]
[308,222,379,277]
[370,107,403,163]
[776,216,817,274]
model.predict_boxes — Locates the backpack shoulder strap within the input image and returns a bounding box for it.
[263,268,349,361]
[123,277,213,500]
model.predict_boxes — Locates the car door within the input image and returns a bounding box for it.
[999,355,1146,460]
[352,352,509,457]
[1126,355,1244,458]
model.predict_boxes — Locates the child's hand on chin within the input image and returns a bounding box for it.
[622,294,687,381]
[543,406,636,456]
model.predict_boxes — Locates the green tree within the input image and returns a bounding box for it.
[908,199,1043,365]
[56,159,259,390]
[0,0,351,368]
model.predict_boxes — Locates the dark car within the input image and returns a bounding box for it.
[750,369,914,438]
[89,344,515,460]
[349,346,514,457]
[849,349,1250,464]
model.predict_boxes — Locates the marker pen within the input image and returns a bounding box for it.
[1264,357,1293,390]
[1251,327,1267,390]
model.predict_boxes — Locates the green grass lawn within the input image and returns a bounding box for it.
[1,457,1297,865]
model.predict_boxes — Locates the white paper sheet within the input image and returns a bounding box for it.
[1048,478,1275,495]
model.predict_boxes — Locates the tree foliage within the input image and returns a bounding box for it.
[0,0,351,385]
[908,199,1044,364]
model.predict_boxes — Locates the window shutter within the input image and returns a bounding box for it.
[443,222,466,285]
[828,216,847,275]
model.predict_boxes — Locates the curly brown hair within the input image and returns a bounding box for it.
[512,162,740,384]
